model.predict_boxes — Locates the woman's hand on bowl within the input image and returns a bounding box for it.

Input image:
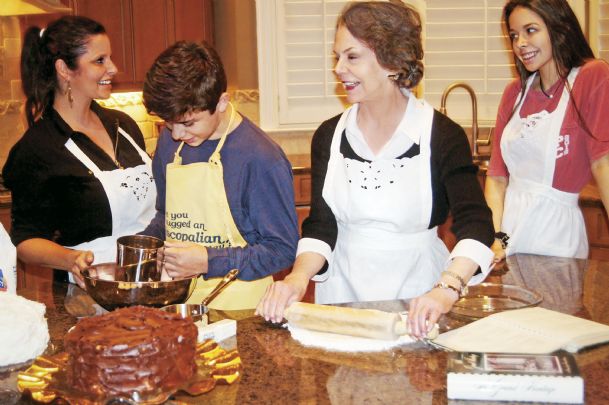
[161,241,208,278]
[70,250,93,288]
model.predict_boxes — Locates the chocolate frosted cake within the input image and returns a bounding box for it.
[64,306,197,397]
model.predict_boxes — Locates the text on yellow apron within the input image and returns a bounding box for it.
[165,105,272,309]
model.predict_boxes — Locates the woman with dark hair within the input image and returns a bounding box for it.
[2,16,156,286]
[485,0,609,261]
[257,1,494,338]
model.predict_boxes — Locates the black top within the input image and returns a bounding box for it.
[302,111,494,251]
[2,101,147,247]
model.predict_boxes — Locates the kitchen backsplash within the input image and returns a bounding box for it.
[97,93,161,155]
[98,89,264,157]
[0,16,25,171]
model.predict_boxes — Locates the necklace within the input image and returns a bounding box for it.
[113,119,123,169]
[539,75,559,99]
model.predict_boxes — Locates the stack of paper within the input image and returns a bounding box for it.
[435,307,609,354]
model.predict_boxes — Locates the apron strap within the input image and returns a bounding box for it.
[515,67,580,112]
[64,138,103,176]
[210,102,236,164]
[118,127,152,163]
[172,141,186,165]
[172,103,237,165]
[65,126,150,175]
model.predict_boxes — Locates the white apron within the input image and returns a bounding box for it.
[0,223,17,294]
[165,105,272,310]
[317,99,448,304]
[64,128,156,275]
[501,68,588,258]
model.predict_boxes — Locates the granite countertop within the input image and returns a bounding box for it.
[4,254,609,404]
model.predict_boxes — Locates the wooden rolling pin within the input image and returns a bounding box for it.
[284,302,439,341]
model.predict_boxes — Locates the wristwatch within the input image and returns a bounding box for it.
[495,231,510,249]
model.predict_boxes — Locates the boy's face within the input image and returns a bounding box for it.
[164,95,229,146]
[165,109,221,146]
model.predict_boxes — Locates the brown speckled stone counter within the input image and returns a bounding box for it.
[4,255,609,404]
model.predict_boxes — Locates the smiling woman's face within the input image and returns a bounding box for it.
[68,34,117,101]
[508,6,556,77]
[332,25,394,105]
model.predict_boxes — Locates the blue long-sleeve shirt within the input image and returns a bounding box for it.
[142,115,299,281]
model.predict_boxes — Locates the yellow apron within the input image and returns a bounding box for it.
[165,105,272,309]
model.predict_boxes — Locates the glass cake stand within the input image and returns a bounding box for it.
[450,283,543,320]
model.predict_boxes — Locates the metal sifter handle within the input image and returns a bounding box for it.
[201,269,239,307]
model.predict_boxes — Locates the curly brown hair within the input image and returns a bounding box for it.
[337,1,424,89]
[143,41,227,121]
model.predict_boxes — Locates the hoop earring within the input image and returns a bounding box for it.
[66,80,73,107]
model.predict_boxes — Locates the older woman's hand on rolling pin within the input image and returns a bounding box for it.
[255,272,310,323]
[256,252,324,323]
[408,257,477,339]
[158,240,208,278]
[408,287,458,339]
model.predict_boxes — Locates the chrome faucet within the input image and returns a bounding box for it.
[439,82,491,157]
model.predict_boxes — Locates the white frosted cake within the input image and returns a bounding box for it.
[0,294,49,367]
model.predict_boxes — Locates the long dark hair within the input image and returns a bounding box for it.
[504,0,593,87]
[20,16,106,128]
[502,0,599,137]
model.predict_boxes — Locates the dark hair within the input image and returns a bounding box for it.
[503,0,596,135]
[20,16,106,128]
[503,0,594,86]
[337,0,423,89]
[143,41,227,121]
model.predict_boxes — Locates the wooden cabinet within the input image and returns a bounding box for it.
[293,173,311,207]
[0,204,53,291]
[70,0,134,85]
[272,172,313,302]
[580,183,609,260]
[293,172,311,233]
[71,0,214,91]
[582,204,609,260]
[0,205,10,236]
